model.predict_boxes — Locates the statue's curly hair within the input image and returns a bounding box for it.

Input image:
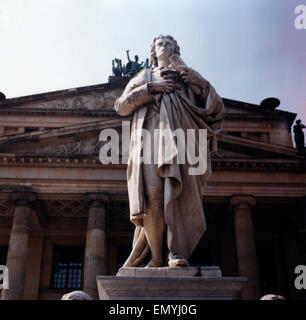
[150,34,180,68]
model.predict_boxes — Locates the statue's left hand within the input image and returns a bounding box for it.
[180,67,208,89]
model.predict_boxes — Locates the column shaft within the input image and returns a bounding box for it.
[1,192,36,300]
[231,196,261,300]
[83,194,109,300]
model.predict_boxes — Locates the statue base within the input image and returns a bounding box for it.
[97,266,247,300]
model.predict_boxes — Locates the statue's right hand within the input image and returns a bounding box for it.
[148,80,175,94]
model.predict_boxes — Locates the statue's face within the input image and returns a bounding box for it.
[155,37,174,62]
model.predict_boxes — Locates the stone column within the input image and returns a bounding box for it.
[83,193,110,300]
[1,192,36,300]
[230,195,261,300]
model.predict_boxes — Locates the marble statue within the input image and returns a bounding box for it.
[114,34,225,268]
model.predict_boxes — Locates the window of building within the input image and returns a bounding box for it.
[247,132,263,142]
[50,246,83,290]
[0,245,8,265]
[227,131,242,137]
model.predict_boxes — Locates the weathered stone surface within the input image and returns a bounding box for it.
[1,192,36,300]
[116,34,225,270]
[83,193,109,300]
[0,87,124,112]
[117,266,222,278]
[231,195,261,300]
[97,275,247,300]
[98,266,244,300]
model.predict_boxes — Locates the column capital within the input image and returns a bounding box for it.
[230,195,256,210]
[10,192,37,207]
[85,193,111,209]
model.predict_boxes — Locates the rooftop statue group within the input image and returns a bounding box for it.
[114,34,225,268]
[112,50,152,77]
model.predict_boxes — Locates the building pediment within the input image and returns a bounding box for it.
[217,134,299,159]
[0,81,296,121]
[0,118,127,156]
[0,83,125,114]
[0,79,299,160]
[223,98,296,128]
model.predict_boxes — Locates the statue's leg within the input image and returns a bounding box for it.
[141,111,167,267]
[167,227,190,267]
[143,194,165,267]
[142,163,165,268]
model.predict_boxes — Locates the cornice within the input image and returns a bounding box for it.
[218,134,299,158]
[0,108,119,118]
[0,108,295,124]
[0,118,127,145]
[224,113,295,123]
[0,155,124,169]
[0,155,304,171]
[212,159,306,172]
[0,82,124,109]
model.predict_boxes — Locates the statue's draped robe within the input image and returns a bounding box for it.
[114,68,225,267]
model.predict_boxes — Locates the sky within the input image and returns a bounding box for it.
[0,0,305,125]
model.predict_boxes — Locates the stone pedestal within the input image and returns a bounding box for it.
[97,267,247,300]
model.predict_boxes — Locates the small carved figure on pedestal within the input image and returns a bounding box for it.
[294,119,305,153]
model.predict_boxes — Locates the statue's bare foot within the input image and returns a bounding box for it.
[168,257,190,268]
[145,259,163,268]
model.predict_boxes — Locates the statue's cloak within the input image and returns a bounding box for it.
[114,68,225,266]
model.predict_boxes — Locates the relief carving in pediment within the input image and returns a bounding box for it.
[0,136,101,155]
[213,148,254,159]
[15,88,123,112]
[39,138,101,155]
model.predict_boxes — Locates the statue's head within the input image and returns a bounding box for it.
[296,119,302,124]
[150,34,180,68]
[135,55,139,62]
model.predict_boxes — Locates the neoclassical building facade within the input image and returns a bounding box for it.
[0,76,305,300]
